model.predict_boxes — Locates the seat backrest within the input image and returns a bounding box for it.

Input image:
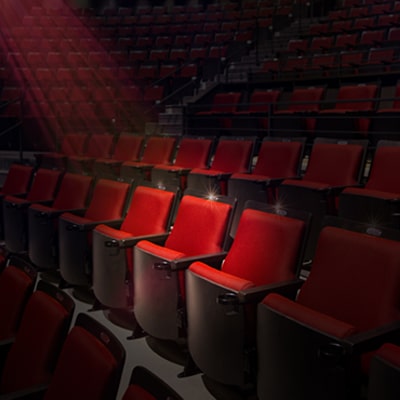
[297,224,400,332]
[84,134,114,159]
[1,164,34,196]
[84,179,130,221]
[60,133,88,156]
[366,142,400,193]
[288,87,324,112]
[253,138,304,177]
[173,137,214,169]
[0,281,75,394]
[26,169,63,202]
[0,257,37,341]
[210,92,242,113]
[334,84,378,111]
[210,137,254,173]
[165,193,234,255]
[112,134,144,162]
[51,173,93,210]
[246,90,280,113]
[122,366,183,400]
[304,140,366,186]
[42,313,125,400]
[221,205,308,285]
[141,136,177,165]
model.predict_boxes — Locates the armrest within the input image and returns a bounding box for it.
[66,219,123,232]
[217,279,304,306]
[154,252,228,272]
[105,233,169,249]
[32,208,86,219]
[0,384,48,399]
[168,168,191,176]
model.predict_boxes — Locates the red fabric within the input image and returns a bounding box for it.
[112,135,144,162]
[297,226,400,332]
[189,261,255,292]
[135,240,185,261]
[84,134,114,158]
[140,136,176,164]
[51,173,93,210]
[375,343,400,368]
[1,164,33,196]
[263,293,356,339]
[165,195,232,255]
[366,146,400,193]
[26,169,62,202]
[60,134,88,156]
[222,209,305,285]
[122,385,156,400]
[171,138,212,169]
[0,266,33,340]
[85,179,129,221]
[43,327,117,400]
[302,143,364,186]
[341,187,399,200]
[282,179,332,191]
[0,292,69,393]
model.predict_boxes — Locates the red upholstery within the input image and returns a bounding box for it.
[0,291,69,393]
[275,87,325,113]
[374,343,400,368]
[42,326,117,400]
[60,133,88,156]
[0,266,35,340]
[122,385,156,400]
[0,164,33,196]
[111,134,144,162]
[297,226,400,331]
[197,92,242,114]
[288,142,364,187]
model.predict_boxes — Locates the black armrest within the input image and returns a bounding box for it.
[217,279,304,306]
[105,233,169,249]
[67,218,123,232]
[33,208,86,219]
[154,252,228,272]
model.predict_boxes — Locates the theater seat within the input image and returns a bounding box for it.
[13,313,125,400]
[133,191,235,342]
[0,256,37,341]
[28,173,94,272]
[257,218,400,400]
[186,202,310,388]
[3,168,63,253]
[59,179,131,302]
[0,281,74,395]
[92,184,178,327]
[187,136,256,195]
[122,366,183,400]
[278,138,367,261]
[339,140,400,227]
[228,137,305,235]
[368,343,400,400]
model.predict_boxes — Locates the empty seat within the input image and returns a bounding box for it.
[22,313,125,400]
[186,136,256,195]
[186,202,310,388]
[58,179,131,301]
[92,184,178,322]
[0,256,37,341]
[120,135,177,183]
[368,343,400,400]
[272,87,325,137]
[0,281,75,395]
[122,366,183,400]
[233,89,281,134]
[28,173,94,271]
[339,140,400,227]
[317,84,379,138]
[0,164,34,239]
[257,219,400,400]
[278,138,367,261]
[93,134,145,179]
[151,136,214,191]
[3,168,63,253]
[133,191,235,341]
[228,137,305,235]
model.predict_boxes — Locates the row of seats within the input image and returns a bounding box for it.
[0,258,183,399]
[189,84,400,142]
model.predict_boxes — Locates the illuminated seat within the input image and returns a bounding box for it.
[133,191,235,341]
[257,219,400,400]
[186,203,310,388]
